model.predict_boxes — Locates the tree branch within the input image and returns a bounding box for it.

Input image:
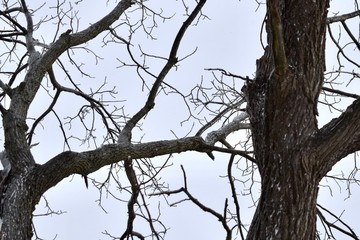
[314,97,360,176]
[327,10,360,24]
[317,204,359,239]
[196,99,246,137]
[118,0,207,143]
[16,0,135,118]
[120,158,140,240]
[205,112,250,145]
[322,86,360,99]
[34,136,213,194]
[227,154,245,240]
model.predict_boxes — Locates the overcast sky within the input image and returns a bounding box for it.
[1,0,358,239]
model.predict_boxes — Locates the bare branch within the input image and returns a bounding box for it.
[315,97,360,176]
[327,10,360,23]
[151,165,233,240]
[227,154,245,240]
[36,136,211,193]
[322,86,360,99]
[317,204,359,239]
[120,158,141,240]
[205,112,250,145]
[204,68,253,81]
[119,0,207,143]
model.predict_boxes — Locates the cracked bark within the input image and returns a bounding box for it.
[244,0,345,239]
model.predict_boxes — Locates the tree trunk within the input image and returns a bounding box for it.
[246,154,320,239]
[1,175,36,240]
[0,110,38,240]
[244,0,329,239]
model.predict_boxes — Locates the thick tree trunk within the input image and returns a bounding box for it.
[244,0,329,239]
[0,111,38,240]
[246,67,321,238]
[246,155,319,239]
[1,176,36,240]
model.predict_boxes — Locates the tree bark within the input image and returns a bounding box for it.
[245,0,329,239]
[0,175,38,240]
[246,161,319,239]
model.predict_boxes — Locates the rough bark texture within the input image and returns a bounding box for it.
[243,0,360,238]
[245,0,330,239]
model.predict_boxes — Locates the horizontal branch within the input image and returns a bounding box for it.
[34,136,224,194]
[322,87,359,99]
[327,10,360,23]
[204,68,251,81]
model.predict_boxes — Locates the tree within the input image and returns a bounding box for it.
[0,0,359,239]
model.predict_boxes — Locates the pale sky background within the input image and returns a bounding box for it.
[0,0,359,239]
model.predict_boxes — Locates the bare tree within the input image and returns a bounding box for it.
[0,0,359,239]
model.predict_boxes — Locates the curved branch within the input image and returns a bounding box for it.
[0,10,27,34]
[17,0,135,117]
[59,66,120,134]
[120,159,140,240]
[27,89,61,145]
[341,20,360,51]
[327,24,360,68]
[119,0,207,143]
[196,99,246,137]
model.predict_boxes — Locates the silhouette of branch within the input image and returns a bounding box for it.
[317,204,359,240]
[327,10,360,23]
[119,0,207,143]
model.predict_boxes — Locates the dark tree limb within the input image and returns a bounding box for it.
[119,0,207,143]
[327,10,360,23]
[227,154,245,240]
[314,97,360,176]
[34,136,210,194]
[120,158,141,240]
[317,204,360,240]
[322,86,360,99]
